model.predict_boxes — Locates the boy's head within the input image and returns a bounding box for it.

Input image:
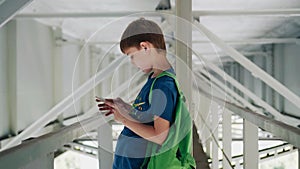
[120,18,166,54]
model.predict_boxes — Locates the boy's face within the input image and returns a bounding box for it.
[124,47,152,73]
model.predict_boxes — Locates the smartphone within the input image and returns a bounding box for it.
[95,96,105,102]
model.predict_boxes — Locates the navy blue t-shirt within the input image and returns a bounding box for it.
[113,68,178,169]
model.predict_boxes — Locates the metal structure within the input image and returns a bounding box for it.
[0,0,299,169]
[2,56,126,150]
[0,0,33,27]
[210,143,298,168]
[0,115,113,168]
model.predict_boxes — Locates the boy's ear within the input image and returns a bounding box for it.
[140,42,150,50]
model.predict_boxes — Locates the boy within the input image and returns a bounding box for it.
[96,18,178,169]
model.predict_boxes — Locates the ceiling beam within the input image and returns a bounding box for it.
[15,9,300,19]
[57,38,299,46]
[0,0,33,27]
[193,38,300,45]
[15,11,172,18]
[193,8,300,17]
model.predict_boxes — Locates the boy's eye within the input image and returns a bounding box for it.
[130,55,134,59]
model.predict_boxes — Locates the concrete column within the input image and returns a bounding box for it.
[113,54,123,96]
[211,102,219,169]
[235,160,241,169]
[243,119,258,169]
[79,45,92,112]
[200,95,212,158]
[205,139,211,158]
[242,59,253,102]
[298,149,300,169]
[273,44,284,111]
[53,27,64,126]
[98,54,113,169]
[229,63,234,91]
[90,46,101,96]
[253,56,264,98]
[7,20,18,135]
[265,52,273,105]
[175,0,194,160]
[101,55,110,96]
[0,22,9,141]
[175,0,192,109]
[98,122,113,169]
[222,110,232,169]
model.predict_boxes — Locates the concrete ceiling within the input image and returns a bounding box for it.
[17,0,300,56]
[192,0,300,10]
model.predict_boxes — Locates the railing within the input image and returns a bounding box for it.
[0,115,112,168]
[64,142,98,159]
[193,70,300,169]
[207,143,297,168]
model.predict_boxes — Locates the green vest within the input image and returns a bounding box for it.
[141,71,196,169]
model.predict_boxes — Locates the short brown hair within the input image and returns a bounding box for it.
[120,18,166,53]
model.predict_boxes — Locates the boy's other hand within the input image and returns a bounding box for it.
[97,97,133,123]
[95,96,114,116]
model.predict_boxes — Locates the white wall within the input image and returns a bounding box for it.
[0,19,56,137]
[273,44,284,112]
[235,44,300,119]
[59,34,81,118]
[0,25,9,137]
[15,19,54,131]
[0,19,91,138]
[282,44,300,118]
[252,55,265,99]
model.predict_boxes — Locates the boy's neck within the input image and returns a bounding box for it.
[151,63,172,78]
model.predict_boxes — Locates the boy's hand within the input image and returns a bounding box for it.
[105,98,133,123]
[95,96,114,116]
[95,97,133,123]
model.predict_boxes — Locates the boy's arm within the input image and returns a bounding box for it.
[122,115,170,145]
[103,98,169,145]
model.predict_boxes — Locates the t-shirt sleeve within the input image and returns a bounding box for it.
[150,83,177,123]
